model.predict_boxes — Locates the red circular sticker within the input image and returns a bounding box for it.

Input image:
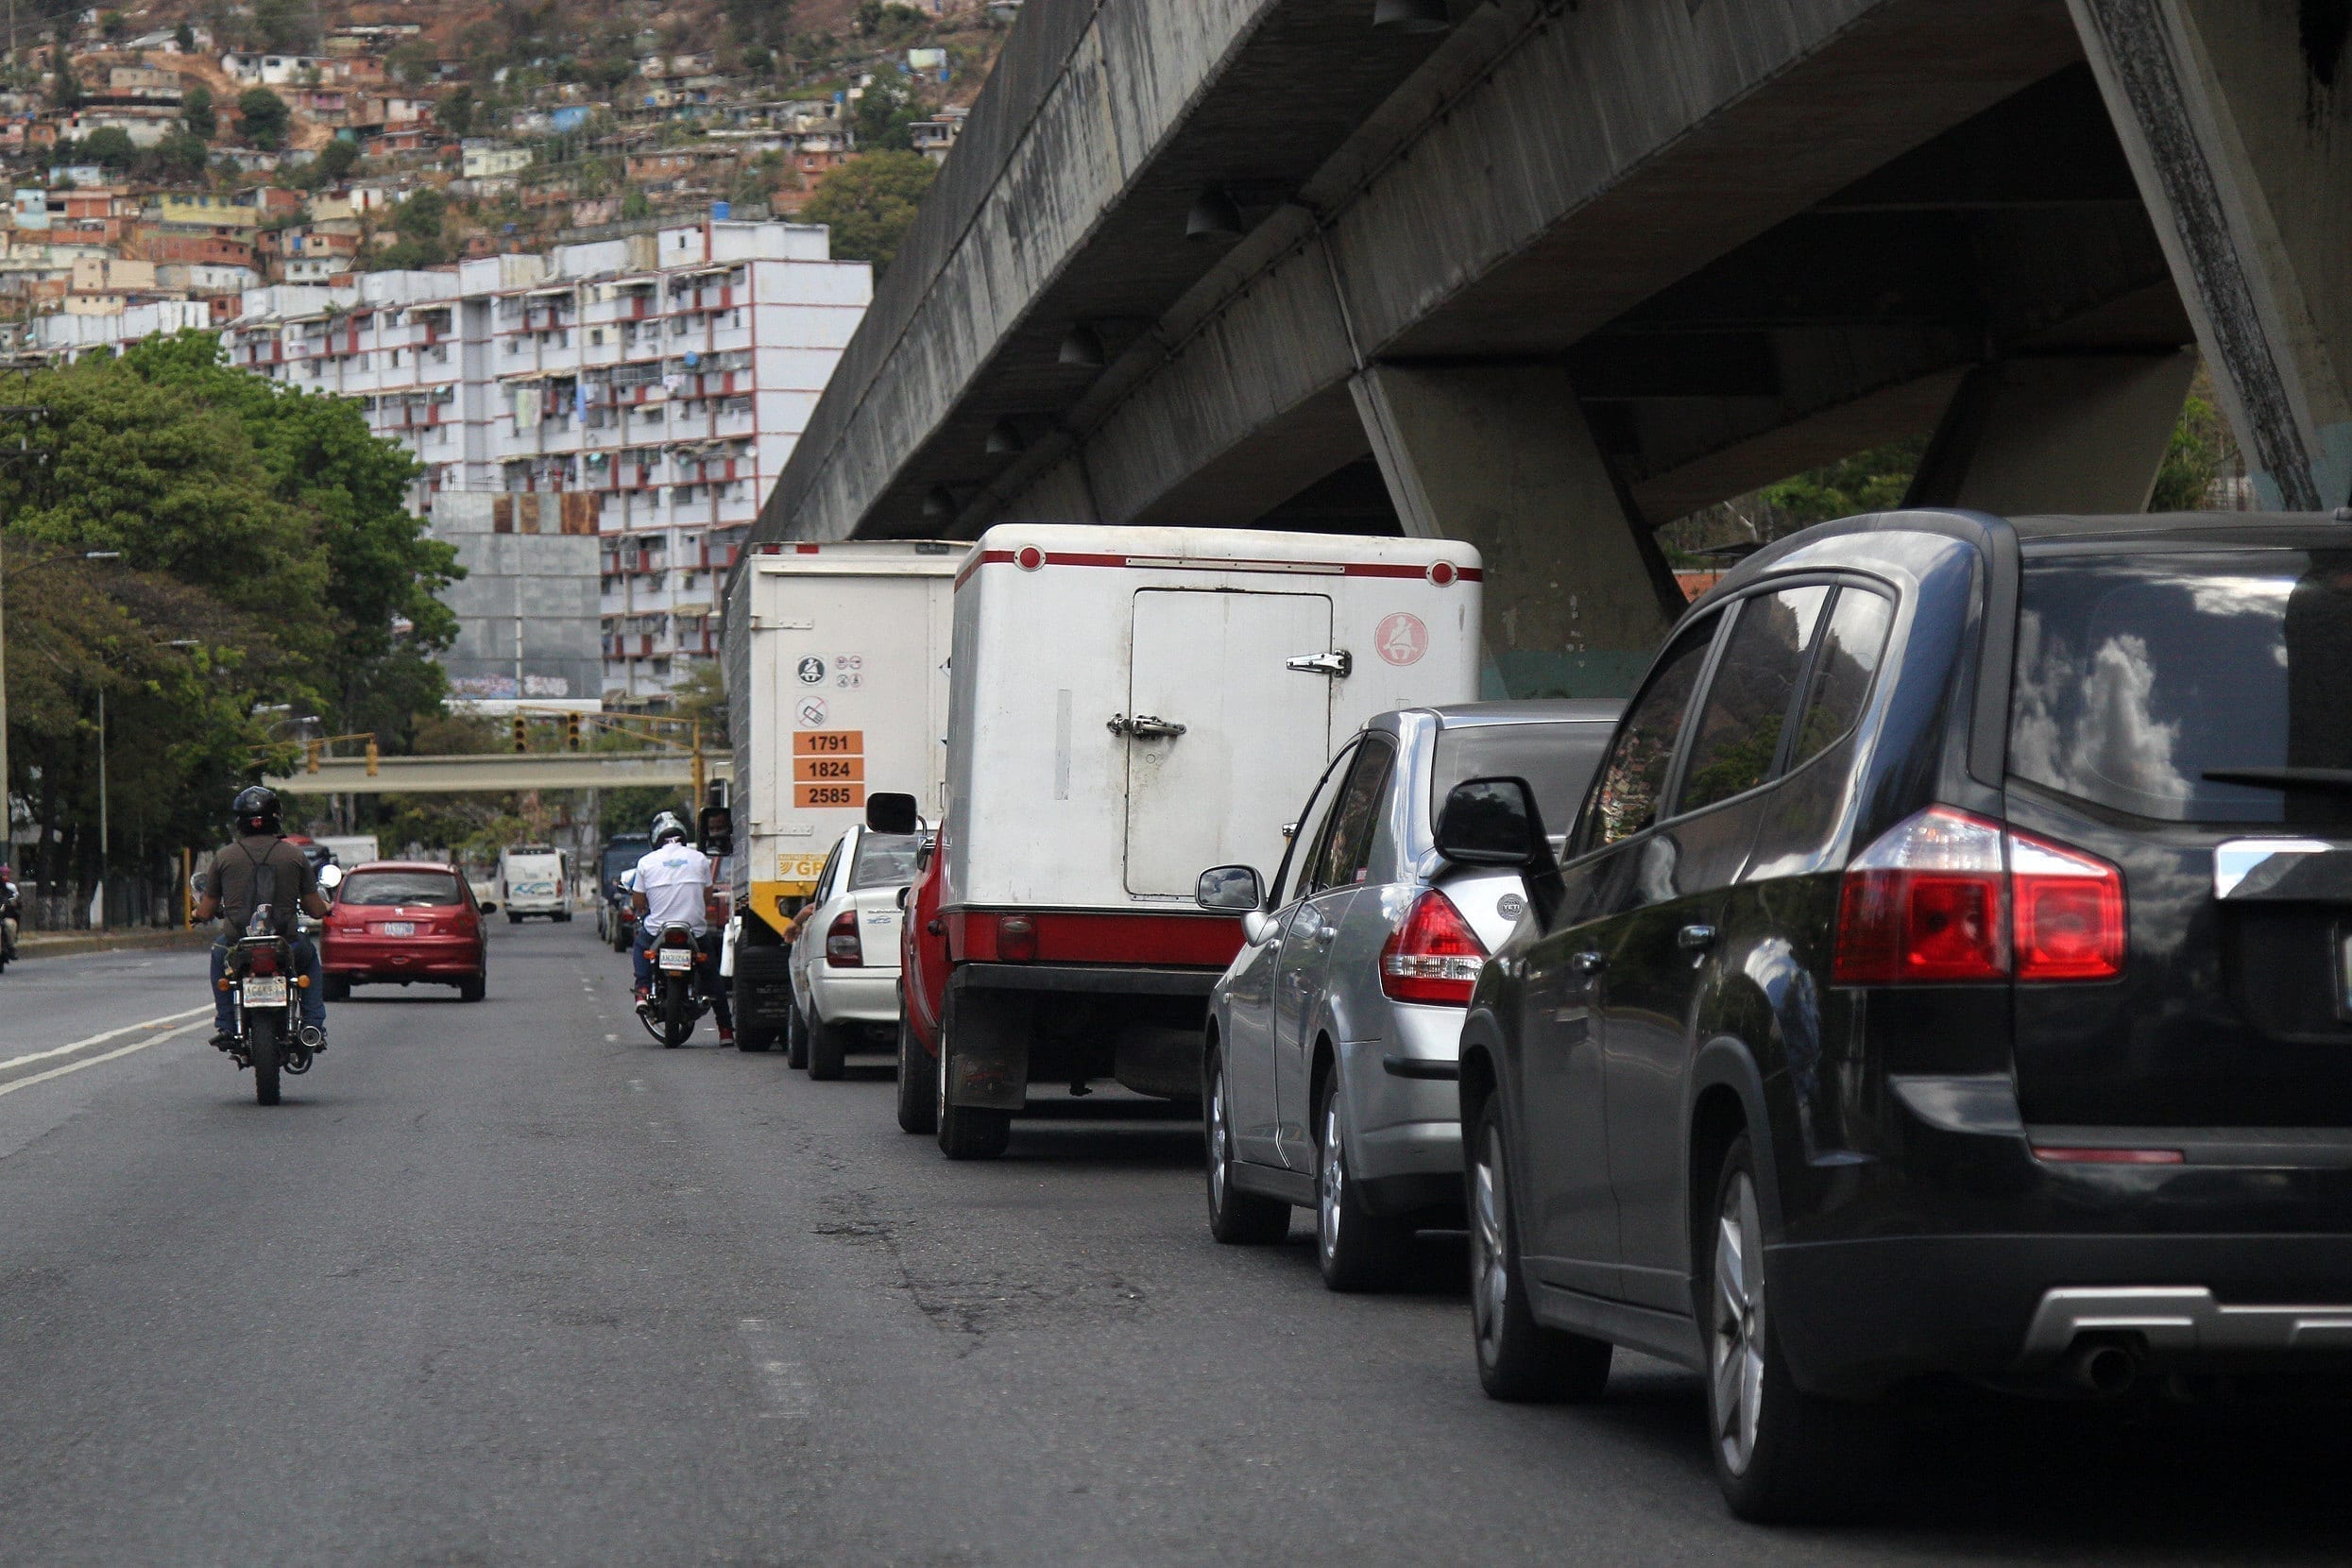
[1014,545,1045,571]
[1374,612,1429,667]
[1427,561,1457,587]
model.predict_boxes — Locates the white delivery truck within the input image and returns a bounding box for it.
[723,539,961,1051]
[929,523,1482,1154]
[314,834,380,869]
[497,845,571,923]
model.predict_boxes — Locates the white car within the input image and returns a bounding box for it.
[787,823,924,1080]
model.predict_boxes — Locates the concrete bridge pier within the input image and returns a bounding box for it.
[1352,364,1682,700]
[1904,350,2200,514]
[2070,0,2352,510]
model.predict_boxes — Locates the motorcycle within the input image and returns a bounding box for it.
[0,875,20,974]
[639,920,709,1048]
[218,862,340,1105]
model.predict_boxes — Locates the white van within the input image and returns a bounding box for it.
[497,845,571,923]
[722,539,959,1051]
[929,523,1482,1154]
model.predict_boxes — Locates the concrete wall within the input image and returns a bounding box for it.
[428,493,602,708]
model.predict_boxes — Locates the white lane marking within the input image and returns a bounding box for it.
[0,1006,211,1074]
[736,1319,814,1419]
[606,1033,620,1043]
[627,1078,646,1092]
[0,1019,211,1099]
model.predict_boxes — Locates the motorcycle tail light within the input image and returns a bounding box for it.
[247,948,280,977]
[826,909,862,967]
[1379,890,1488,1005]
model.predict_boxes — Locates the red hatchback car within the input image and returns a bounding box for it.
[320,861,492,1002]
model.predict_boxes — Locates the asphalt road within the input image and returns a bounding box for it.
[0,921,2344,1565]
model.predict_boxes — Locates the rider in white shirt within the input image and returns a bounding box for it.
[629,811,733,1042]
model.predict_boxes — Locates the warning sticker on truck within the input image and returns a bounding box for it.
[793,730,863,754]
[794,783,866,808]
[794,756,864,781]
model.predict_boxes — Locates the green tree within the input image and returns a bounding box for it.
[435,85,473,137]
[81,126,136,171]
[182,83,215,140]
[252,0,314,53]
[48,46,81,111]
[803,149,935,275]
[386,40,436,86]
[621,184,651,220]
[1760,436,1928,529]
[315,134,359,182]
[174,21,196,53]
[849,72,923,152]
[236,87,290,150]
[741,44,773,76]
[145,130,213,183]
[2149,386,2233,511]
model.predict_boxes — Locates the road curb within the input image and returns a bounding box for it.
[15,930,214,961]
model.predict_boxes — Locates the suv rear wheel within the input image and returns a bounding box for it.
[1468,1093,1610,1402]
[1704,1133,1887,1522]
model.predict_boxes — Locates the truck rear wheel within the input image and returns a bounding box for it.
[895,1005,935,1133]
[935,999,1009,1160]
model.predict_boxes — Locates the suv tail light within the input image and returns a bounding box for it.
[1833,807,2124,985]
[825,909,861,967]
[1380,890,1488,1005]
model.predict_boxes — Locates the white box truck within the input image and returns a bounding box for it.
[497,845,571,923]
[314,834,380,868]
[928,523,1482,1153]
[723,539,961,1050]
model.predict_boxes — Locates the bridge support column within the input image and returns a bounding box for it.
[1904,351,2198,514]
[1351,365,1681,699]
[2070,0,2352,510]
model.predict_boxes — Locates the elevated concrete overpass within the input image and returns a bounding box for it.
[752,0,2350,696]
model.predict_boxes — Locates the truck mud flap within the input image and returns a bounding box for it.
[946,989,1031,1112]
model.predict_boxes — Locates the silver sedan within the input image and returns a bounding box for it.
[1195,700,1620,1288]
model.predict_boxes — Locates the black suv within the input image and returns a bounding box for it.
[1441,509,2352,1521]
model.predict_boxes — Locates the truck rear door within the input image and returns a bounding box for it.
[1122,588,1335,898]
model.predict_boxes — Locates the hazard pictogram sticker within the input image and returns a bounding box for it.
[796,695,829,727]
[1374,612,1428,667]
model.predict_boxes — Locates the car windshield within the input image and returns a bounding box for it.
[340,871,464,907]
[2012,548,2352,825]
[849,833,923,891]
[1434,722,1614,844]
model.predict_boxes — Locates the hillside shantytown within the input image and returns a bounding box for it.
[0,1,2349,1561]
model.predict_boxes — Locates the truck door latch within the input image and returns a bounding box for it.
[1285,650,1352,678]
[1107,714,1187,739]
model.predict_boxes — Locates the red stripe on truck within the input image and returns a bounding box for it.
[948,909,1244,968]
[951,548,1481,591]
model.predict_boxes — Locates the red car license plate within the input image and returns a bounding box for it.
[380,921,416,937]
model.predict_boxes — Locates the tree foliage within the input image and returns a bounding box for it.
[804,150,935,277]
[182,83,215,141]
[0,334,464,898]
[236,87,290,150]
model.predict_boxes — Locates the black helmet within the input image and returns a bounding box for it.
[231,784,281,837]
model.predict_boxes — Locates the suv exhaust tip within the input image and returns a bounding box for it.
[2065,1340,2139,1396]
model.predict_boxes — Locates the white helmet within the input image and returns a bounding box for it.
[650,810,690,846]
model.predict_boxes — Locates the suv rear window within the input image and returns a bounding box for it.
[2012,550,2352,824]
[849,833,923,890]
[341,871,464,907]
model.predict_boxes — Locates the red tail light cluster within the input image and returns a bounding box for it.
[247,948,280,977]
[1379,890,1489,1005]
[825,910,862,967]
[1832,807,2125,985]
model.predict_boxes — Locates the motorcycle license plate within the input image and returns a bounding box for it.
[243,977,288,1006]
[657,946,694,971]
[381,921,416,937]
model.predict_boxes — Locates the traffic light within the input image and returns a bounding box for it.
[511,715,528,753]
[565,712,582,751]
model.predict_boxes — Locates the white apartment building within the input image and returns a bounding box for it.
[210,221,870,704]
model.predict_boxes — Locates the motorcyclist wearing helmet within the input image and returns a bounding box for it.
[629,809,733,1044]
[194,785,331,1051]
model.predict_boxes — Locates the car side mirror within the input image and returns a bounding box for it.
[318,863,344,892]
[696,804,734,857]
[865,792,919,835]
[1435,777,1548,866]
[1195,864,1263,913]
[895,886,911,911]
[914,836,935,871]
